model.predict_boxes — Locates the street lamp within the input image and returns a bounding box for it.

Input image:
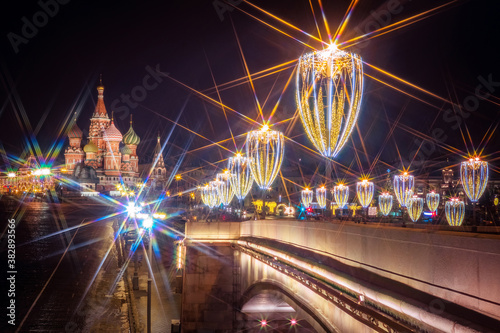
[141,215,154,333]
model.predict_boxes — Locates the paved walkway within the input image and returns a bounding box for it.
[123,234,181,333]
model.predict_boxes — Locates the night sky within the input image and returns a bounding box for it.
[1,0,499,179]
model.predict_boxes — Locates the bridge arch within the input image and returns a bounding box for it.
[239,280,339,333]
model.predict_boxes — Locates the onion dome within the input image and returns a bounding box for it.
[103,118,122,142]
[83,141,98,153]
[122,115,141,145]
[121,145,132,155]
[68,122,83,138]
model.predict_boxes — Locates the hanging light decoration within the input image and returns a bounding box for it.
[216,171,235,206]
[296,44,363,157]
[316,186,327,209]
[201,181,221,208]
[379,192,393,216]
[356,179,374,208]
[301,188,313,208]
[407,196,424,222]
[228,152,254,201]
[333,184,349,209]
[426,191,440,213]
[246,125,284,189]
[393,172,414,207]
[445,198,465,226]
[460,157,489,202]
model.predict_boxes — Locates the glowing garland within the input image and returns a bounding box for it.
[216,171,235,206]
[301,188,313,208]
[296,44,363,157]
[246,126,284,189]
[445,198,465,226]
[407,196,424,222]
[460,157,488,202]
[356,179,374,208]
[426,191,440,213]
[393,172,414,207]
[333,184,349,209]
[378,192,393,216]
[316,186,327,209]
[228,153,254,201]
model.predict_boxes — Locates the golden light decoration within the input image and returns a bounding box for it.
[445,198,465,226]
[333,184,349,209]
[246,125,284,189]
[216,171,235,206]
[378,192,393,216]
[296,44,364,157]
[228,152,254,201]
[356,179,374,208]
[176,240,185,270]
[393,172,414,207]
[407,196,424,222]
[426,191,440,213]
[301,188,313,207]
[460,157,488,202]
[201,181,221,208]
[316,186,327,209]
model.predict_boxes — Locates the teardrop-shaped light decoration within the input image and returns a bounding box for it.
[216,171,234,206]
[460,157,488,202]
[301,188,313,208]
[445,198,465,226]
[201,181,222,208]
[426,191,440,213]
[316,186,327,209]
[246,125,284,189]
[333,184,349,209]
[228,153,254,201]
[394,172,414,207]
[296,44,364,157]
[379,192,393,216]
[356,179,374,208]
[407,196,424,222]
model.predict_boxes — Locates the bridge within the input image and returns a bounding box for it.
[180,220,500,332]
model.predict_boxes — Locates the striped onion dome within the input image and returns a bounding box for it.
[83,141,98,153]
[68,123,83,138]
[103,120,122,141]
[123,124,140,145]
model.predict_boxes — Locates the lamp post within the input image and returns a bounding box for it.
[175,174,181,206]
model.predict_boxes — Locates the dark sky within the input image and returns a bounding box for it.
[0,0,499,179]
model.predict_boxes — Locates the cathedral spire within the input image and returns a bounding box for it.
[93,75,108,118]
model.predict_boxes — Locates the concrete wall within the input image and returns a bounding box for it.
[239,220,500,321]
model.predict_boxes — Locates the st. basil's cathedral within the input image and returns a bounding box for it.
[63,82,141,191]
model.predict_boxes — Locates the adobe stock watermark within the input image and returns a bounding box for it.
[7,0,71,54]
[352,0,406,50]
[407,74,499,167]
[213,0,242,22]
[112,64,168,120]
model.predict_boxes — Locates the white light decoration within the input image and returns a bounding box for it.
[176,240,185,270]
[379,193,393,216]
[228,152,254,201]
[333,184,349,209]
[316,186,327,209]
[296,44,363,157]
[246,125,284,189]
[216,171,235,206]
[426,191,440,213]
[201,181,222,208]
[445,198,465,226]
[393,172,414,207]
[356,179,374,208]
[407,196,424,222]
[460,157,488,202]
[301,188,313,207]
